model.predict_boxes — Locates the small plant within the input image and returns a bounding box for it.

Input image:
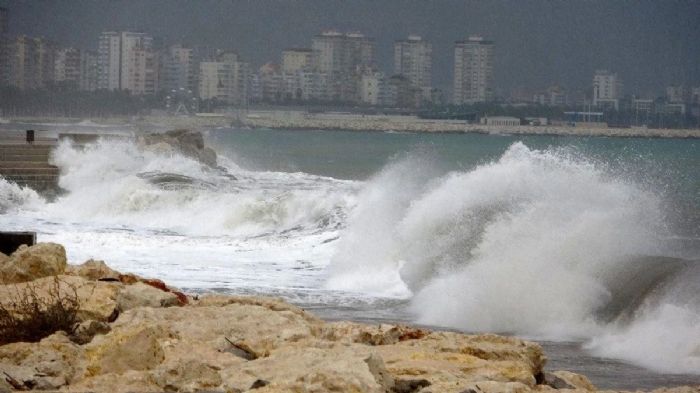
[0,276,80,345]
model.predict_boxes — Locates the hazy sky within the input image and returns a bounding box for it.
[2,0,699,96]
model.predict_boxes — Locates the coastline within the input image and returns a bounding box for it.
[4,112,700,138]
[1,242,699,392]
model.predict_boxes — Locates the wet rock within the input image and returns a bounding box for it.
[139,129,218,167]
[0,243,66,284]
[117,281,181,311]
[545,370,596,390]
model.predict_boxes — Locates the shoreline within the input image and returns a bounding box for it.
[1,242,699,392]
[3,113,700,138]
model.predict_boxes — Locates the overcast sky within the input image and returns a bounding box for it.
[2,0,699,96]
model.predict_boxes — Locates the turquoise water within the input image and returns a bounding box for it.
[212,128,699,240]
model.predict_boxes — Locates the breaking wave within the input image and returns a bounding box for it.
[42,139,357,238]
[326,142,700,374]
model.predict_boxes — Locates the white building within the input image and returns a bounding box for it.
[97,31,157,94]
[54,47,81,86]
[79,50,97,91]
[453,36,494,104]
[198,51,249,105]
[311,30,376,102]
[282,48,313,74]
[593,70,622,110]
[161,44,197,94]
[394,35,432,101]
[360,72,385,105]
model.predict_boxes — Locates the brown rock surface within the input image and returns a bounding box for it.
[0,251,697,393]
[64,259,120,281]
[0,243,66,284]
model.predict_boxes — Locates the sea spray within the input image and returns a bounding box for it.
[325,151,439,297]
[42,139,357,238]
[327,142,699,374]
[0,178,43,213]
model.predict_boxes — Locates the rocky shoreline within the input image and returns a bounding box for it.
[0,243,698,393]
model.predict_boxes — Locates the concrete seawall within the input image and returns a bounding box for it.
[241,113,700,138]
[0,140,59,194]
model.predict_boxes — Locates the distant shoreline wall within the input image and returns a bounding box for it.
[5,113,700,138]
[241,112,700,139]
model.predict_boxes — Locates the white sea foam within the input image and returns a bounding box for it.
[1,136,698,375]
[327,142,700,374]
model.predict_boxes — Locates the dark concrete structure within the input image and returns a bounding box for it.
[0,231,36,255]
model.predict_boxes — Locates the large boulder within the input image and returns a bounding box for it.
[0,275,121,322]
[0,332,85,390]
[116,282,180,311]
[64,259,120,281]
[0,243,66,284]
[139,129,218,167]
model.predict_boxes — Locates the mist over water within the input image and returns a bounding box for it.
[1,128,698,379]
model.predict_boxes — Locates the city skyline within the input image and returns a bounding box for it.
[1,0,699,95]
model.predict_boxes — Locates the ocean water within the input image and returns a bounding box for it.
[1,124,699,388]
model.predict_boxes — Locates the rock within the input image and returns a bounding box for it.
[152,359,222,392]
[0,332,85,390]
[85,324,171,376]
[62,370,162,393]
[117,282,181,311]
[545,370,596,390]
[220,345,389,393]
[64,259,120,281]
[324,321,428,345]
[0,275,121,322]
[0,376,12,393]
[0,242,66,284]
[373,332,546,389]
[139,129,218,167]
[71,320,111,345]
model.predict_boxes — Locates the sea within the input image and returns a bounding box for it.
[1,121,699,389]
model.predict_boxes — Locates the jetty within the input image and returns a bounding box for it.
[0,130,59,194]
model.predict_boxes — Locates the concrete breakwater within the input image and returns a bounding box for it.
[240,112,700,138]
[0,142,59,194]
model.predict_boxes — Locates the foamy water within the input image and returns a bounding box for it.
[1,134,698,378]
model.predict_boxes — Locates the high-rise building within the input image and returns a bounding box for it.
[79,50,98,91]
[161,44,197,94]
[97,31,157,94]
[394,35,432,101]
[282,48,313,73]
[592,70,622,110]
[0,7,9,86]
[666,85,689,104]
[198,51,249,105]
[54,47,82,87]
[4,35,56,90]
[311,30,375,102]
[453,36,494,104]
[0,7,8,36]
